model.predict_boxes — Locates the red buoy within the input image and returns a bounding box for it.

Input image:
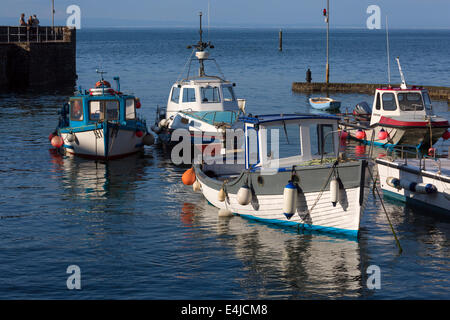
[136,99,141,109]
[51,136,63,148]
[428,147,436,157]
[355,130,366,140]
[378,129,388,140]
[135,130,144,138]
[442,130,450,140]
[339,130,348,140]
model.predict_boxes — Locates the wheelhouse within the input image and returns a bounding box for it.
[67,94,140,128]
[166,78,239,118]
[370,87,433,125]
[241,114,340,171]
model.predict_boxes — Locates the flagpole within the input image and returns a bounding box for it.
[326,0,330,84]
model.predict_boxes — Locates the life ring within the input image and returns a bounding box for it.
[95,80,111,88]
[89,88,115,96]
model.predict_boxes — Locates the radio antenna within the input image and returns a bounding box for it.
[386,15,391,86]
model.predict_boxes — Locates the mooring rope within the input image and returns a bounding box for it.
[367,166,403,254]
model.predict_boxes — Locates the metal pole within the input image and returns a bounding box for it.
[326,0,330,84]
[52,0,55,29]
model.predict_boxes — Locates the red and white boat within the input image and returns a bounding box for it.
[339,58,449,151]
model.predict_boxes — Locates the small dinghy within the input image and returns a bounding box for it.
[309,97,341,110]
[184,113,370,238]
[48,70,153,160]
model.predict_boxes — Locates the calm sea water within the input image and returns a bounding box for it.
[0,28,449,299]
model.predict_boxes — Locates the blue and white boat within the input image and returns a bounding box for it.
[50,72,153,160]
[309,97,341,110]
[190,113,370,238]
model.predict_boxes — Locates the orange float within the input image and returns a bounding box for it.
[182,167,196,185]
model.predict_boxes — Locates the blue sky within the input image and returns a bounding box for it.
[1,0,449,28]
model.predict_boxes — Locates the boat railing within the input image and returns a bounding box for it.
[0,26,68,43]
[385,144,443,171]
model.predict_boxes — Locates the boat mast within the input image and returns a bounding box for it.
[396,57,407,89]
[198,12,206,77]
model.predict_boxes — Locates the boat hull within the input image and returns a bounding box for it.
[60,124,145,160]
[194,160,369,237]
[376,158,450,214]
[339,122,448,150]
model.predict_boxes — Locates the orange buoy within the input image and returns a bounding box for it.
[51,135,63,148]
[182,167,196,185]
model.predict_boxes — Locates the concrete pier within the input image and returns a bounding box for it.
[292,82,450,102]
[0,26,76,92]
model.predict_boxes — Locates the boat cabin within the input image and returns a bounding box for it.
[60,81,141,129]
[241,114,340,171]
[166,77,240,118]
[370,87,433,126]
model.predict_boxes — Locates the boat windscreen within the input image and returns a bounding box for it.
[398,93,424,111]
[188,111,238,126]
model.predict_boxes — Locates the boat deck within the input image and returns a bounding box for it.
[383,157,450,179]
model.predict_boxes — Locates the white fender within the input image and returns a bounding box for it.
[330,178,340,207]
[237,184,252,205]
[218,208,233,217]
[283,181,297,219]
[192,180,201,192]
[218,188,226,202]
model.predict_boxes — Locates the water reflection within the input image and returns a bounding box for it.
[51,151,153,200]
[181,200,365,298]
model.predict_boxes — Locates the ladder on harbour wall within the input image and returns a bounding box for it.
[0,26,68,43]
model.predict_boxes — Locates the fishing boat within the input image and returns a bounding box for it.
[151,12,245,155]
[339,58,449,152]
[184,113,370,238]
[376,150,450,214]
[309,97,341,110]
[49,71,153,160]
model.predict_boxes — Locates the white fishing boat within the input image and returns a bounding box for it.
[309,97,341,110]
[183,113,370,238]
[152,12,245,155]
[376,151,450,214]
[339,57,449,152]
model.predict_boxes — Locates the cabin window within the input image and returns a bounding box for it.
[223,87,236,101]
[182,88,196,103]
[89,100,119,121]
[398,93,424,111]
[266,124,301,160]
[201,87,221,103]
[171,87,180,103]
[125,99,136,120]
[310,124,335,156]
[375,93,381,110]
[70,99,83,121]
[423,92,432,110]
[382,93,397,111]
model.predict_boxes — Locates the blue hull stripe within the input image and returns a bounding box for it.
[237,213,359,238]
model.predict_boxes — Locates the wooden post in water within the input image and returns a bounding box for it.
[279,29,283,51]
